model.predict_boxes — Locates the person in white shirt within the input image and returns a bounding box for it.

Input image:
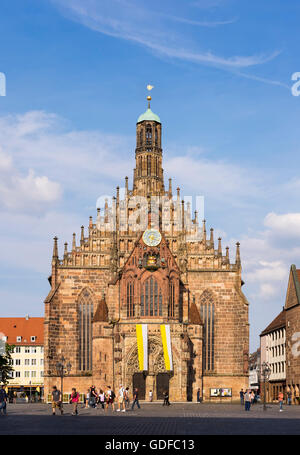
[149,390,153,402]
[117,385,126,412]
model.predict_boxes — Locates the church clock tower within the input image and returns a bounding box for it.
[133,93,165,196]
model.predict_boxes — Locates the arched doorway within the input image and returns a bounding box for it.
[133,372,146,400]
[156,373,169,400]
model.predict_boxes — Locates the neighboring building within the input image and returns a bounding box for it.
[44,95,250,402]
[285,265,300,403]
[260,310,286,402]
[249,348,260,391]
[0,316,44,396]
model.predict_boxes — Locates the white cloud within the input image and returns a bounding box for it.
[264,212,300,238]
[51,0,279,70]
[0,147,61,212]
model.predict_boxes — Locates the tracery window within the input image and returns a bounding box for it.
[127,282,135,317]
[78,289,94,371]
[200,290,215,371]
[140,277,162,317]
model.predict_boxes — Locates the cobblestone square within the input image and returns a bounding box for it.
[1,402,300,435]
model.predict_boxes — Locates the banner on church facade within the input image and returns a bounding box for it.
[160,324,173,371]
[136,324,148,371]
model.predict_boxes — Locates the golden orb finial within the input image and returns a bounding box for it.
[146,85,154,108]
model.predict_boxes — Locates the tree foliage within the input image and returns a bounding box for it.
[0,344,14,384]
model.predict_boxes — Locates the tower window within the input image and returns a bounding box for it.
[146,125,152,145]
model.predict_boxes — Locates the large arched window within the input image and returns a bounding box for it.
[127,282,135,317]
[200,290,215,372]
[78,289,94,371]
[141,277,162,317]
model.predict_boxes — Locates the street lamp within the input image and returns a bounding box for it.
[261,362,271,411]
[56,356,72,412]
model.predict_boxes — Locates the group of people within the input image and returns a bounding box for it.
[240,388,285,412]
[240,389,257,411]
[51,384,172,415]
[51,384,142,415]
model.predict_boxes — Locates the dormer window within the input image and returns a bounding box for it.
[31,336,36,342]
[16,336,22,342]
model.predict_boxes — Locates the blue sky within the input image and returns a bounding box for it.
[0,0,300,351]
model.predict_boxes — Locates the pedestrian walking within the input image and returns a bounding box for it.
[124,387,130,409]
[251,390,255,405]
[197,388,201,403]
[131,388,140,410]
[70,388,79,415]
[278,391,284,412]
[89,385,97,408]
[85,388,90,408]
[287,390,292,406]
[244,390,251,411]
[117,385,126,412]
[105,386,115,411]
[149,390,153,402]
[99,389,105,409]
[163,390,170,406]
[0,385,8,415]
[51,386,63,415]
[240,389,244,406]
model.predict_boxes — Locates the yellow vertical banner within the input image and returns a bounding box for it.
[160,324,173,371]
[136,324,148,371]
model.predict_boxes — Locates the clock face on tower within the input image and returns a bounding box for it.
[142,229,162,247]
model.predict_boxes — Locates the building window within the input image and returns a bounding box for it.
[140,277,162,317]
[25,359,30,365]
[31,359,36,365]
[40,347,44,353]
[200,290,215,372]
[16,336,22,342]
[168,281,175,318]
[15,359,21,366]
[24,371,30,378]
[31,336,36,342]
[78,289,94,371]
[146,124,152,144]
[40,359,44,366]
[25,347,30,353]
[15,371,21,378]
[40,371,44,377]
[31,371,36,378]
[15,346,21,353]
[127,282,135,317]
[31,347,37,353]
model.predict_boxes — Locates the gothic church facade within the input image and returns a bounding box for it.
[44,96,249,401]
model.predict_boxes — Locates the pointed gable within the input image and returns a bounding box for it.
[189,299,202,325]
[93,297,108,322]
[285,265,300,310]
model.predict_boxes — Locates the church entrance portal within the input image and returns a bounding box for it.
[132,372,146,400]
[156,373,169,400]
